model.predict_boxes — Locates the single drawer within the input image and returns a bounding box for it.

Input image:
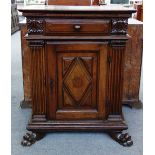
[45,19,110,35]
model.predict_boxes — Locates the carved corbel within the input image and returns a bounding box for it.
[111,18,128,35]
[27,18,44,35]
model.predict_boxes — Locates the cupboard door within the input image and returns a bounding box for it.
[47,44,107,120]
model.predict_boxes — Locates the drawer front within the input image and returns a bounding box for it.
[45,19,110,35]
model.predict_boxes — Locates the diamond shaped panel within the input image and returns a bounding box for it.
[64,58,91,102]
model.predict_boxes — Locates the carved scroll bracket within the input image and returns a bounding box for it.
[111,18,128,35]
[27,18,44,35]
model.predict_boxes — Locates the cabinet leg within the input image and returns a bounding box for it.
[109,131,133,147]
[21,132,45,146]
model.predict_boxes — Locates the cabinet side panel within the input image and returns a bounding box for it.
[21,24,31,102]
[123,24,143,104]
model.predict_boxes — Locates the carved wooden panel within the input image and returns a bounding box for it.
[59,56,95,108]
[29,41,47,120]
[47,44,107,120]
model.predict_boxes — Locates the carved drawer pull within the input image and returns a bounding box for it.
[73,25,81,31]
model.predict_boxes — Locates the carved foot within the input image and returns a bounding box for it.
[109,132,133,147]
[21,132,45,146]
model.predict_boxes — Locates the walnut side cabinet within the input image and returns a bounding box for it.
[18,5,136,147]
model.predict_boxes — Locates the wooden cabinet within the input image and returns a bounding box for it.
[20,18,143,109]
[18,5,135,147]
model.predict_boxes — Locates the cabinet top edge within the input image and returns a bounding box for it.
[18,5,136,14]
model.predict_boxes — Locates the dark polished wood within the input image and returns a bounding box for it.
[18,5,136,146]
